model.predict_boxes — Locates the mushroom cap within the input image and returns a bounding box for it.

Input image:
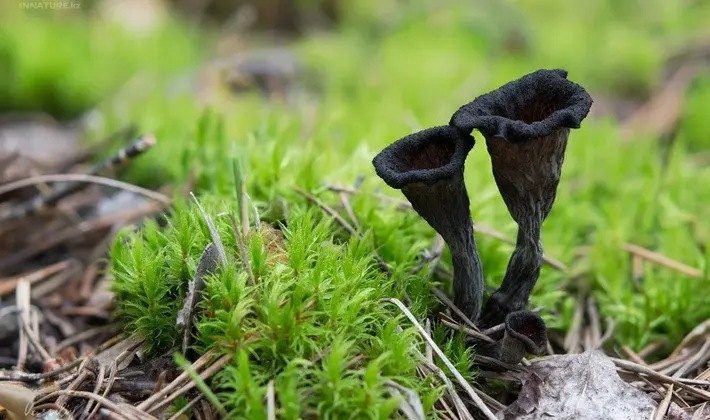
[372,125,474,190]
[504,310,548,354]
[449,69,593,143]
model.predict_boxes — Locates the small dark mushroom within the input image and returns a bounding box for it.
[449,69,593,327]
[491,310,548,365]
[372,125,484,321]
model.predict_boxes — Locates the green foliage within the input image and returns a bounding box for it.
[112,198,455,417]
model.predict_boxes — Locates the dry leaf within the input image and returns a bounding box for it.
[502,350,656,420]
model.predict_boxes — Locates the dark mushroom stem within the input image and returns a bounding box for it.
[372,125,484,322]
[450,69,593,327]
[483,310,548,364]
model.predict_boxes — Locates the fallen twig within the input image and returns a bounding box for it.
[82,362,106,417]
[382,298,498,420]
[612,357,710,401]
[267,380,276,420]
[0,260,71,297]
[673,340,710,379]
[148,354,232,415]
[430,287,479,332]
[0,204,165,272]
[137,349,217,412]
[652,384,674,420]
[438,313,495,344]
[15,280,30,370]
[87,361,119,419]
[0,173,171,209]
[167,394,204,420]
[34,389,153,420]
[622,243,702,278]
[0,134,160,223]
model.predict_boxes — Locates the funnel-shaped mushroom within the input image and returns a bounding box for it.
[372,125,484,321]
[450,69,593,327]
[494,310,548,364]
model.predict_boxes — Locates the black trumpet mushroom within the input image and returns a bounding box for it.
[450,69,593,327]
[372,125,484,322]
[483,310,548,365]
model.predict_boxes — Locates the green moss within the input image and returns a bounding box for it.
[111,195,459,417]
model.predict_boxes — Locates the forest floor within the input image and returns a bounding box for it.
[1,1,710,419]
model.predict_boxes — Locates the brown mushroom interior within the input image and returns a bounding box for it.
[515,91,565,123]
[400,136,456,171]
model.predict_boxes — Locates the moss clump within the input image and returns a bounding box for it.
[111,194,475,417]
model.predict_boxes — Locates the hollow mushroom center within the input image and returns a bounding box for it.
[517,323,537,339]
[517,102,558,123]
[397,136,456,172]
[511,90,567,124]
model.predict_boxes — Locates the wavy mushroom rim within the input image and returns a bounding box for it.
[449,68,593,142]
[372,125,475,190]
